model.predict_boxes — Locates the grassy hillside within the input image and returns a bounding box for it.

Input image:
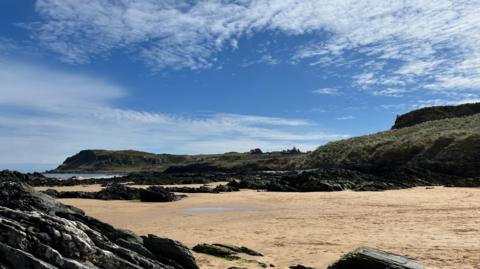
[392,102,480,129]
[304,113,480,178]
[52,149,304,173]
[53,150,188,172]
[53,103,480,180]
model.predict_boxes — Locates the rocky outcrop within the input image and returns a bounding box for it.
[290,265,315,269]
[327,247,423,269]
[193,243,239,260]
[143,235,198,269]
[43,184,185,202]
[192,243,263,261]
[43,183,142,200]
[163,163,232,174]
[0,177,199,269]
[227,168,425,192]
[139,187,185,202]
[392,102,480,129]
[52,149,189,173]
[210,244,263,257]
[162,185,239,193]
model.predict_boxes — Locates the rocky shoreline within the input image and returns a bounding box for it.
[4,166,480,195]
[1,172,427,268]
[42,184,187,202]
[0,177,200,269]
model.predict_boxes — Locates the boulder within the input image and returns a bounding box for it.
[327,247,424,269]
[143,235,199,269]
[289,265,315,269]
[139,186,185,202]
[192,243,239,260]
[95,183,140,200]
[0,175,198,269]
[212,243,263,256]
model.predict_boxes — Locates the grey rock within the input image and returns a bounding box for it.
[143,235,199,269]
[327,247,424,269]
[0,176,198,269]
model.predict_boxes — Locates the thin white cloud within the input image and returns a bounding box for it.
[372,88,406,97]
[312,88,339,95]
[30,0,480,95]
[0,60,347,165]
[21,0,480,118]
[336,115,355,120]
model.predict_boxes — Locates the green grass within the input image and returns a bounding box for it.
[304,113,480,176]
[53,148,305,173]
[53,110,480,175]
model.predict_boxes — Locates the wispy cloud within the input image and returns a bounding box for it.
[290,1,480,94]
[312,88,339,95]
[0,60,347,165]
[30,0,480,97]
[336,115,355,121]
[16,0,480,142]
[372,88,406,97]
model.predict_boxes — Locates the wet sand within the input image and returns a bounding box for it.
[52,187,480,269]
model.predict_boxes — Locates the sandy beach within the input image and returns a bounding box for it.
[47,187,480,269]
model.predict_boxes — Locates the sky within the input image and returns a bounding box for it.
[1,0,480,171]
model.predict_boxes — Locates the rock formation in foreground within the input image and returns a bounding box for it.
[0,178,199,269]
[327,246,424,269]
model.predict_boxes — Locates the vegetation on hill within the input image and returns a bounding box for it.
[304,113,480,179]
[392,102,480,129]
[52,103,480,189]
[51,148,305,173]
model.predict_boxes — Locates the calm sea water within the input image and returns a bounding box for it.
[42,173,123,180]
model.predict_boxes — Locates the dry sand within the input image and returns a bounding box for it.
[51,187,479,269]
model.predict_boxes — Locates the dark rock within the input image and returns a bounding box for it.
[139,186,185,202]
[164,186,214,193]
[290,265,315,269]
[95,183,140,200]
[164,163,232,174]
[327,247,424,269]
[162,184,239,194]
[143,234,199,269]
[192,243,263,262]
[212,243,263,256]
[212,184,240,192]
[43,184,184,203]
[42,184,141,200]
[43,189,97,199]
[192,243,240,260]
[0,175,198,269]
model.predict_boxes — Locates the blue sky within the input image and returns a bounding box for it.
[1,0,480,171]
